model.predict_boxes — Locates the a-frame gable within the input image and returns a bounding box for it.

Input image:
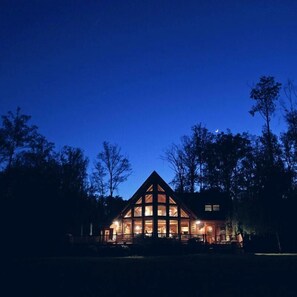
[116,171,197,220]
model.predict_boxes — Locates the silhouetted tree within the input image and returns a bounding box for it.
[94,142,132,197]
[250,76,282,164]
[0,107,38,170]
[192,124,213,190]
[59,146,89,235]
[163,143,187,193]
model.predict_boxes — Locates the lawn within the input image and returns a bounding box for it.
[6,254,297,297]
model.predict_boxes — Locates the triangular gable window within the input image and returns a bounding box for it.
[135,197,142,204]
[181,209,189,218]
[124,209,131,218]
[146,185,153,192]
[157,184,165,192]
[169,197,176,204]
[145,194,153,203]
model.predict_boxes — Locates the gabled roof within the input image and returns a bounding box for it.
[115,171,197,220]
[178,190,229,220]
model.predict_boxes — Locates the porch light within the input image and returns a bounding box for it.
[195,220,201,225]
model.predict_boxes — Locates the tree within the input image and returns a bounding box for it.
[250,76,282,164]
[0,107,38,170]
[192,124,213,190]
[281,80,297,181]
[163,143,187,193]
[94,142,132,197]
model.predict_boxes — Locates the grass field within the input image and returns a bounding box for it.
[6,254,297,297]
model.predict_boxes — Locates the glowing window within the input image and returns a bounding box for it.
[169,220,178,235]
[169,197,176,204]
[134,207,142,217]
[157,205,166,216]
[135,197,142,204]
[145,205,153,216]
[145,194,153,203]
[181,209,189,218]
[157,184,165,192]
[158,220,166,236]
[146,185,153,192]
[124,209,131,218]
[181,220,189,234]
[144,220,153,234]
[213,204,220,211]
[123,220,132,234]
[134,220,142,234]
[169,206,178,217]
[205,205,212,211]
[158,194,166,203]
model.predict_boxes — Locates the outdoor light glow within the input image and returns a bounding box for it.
[196,220,201,225]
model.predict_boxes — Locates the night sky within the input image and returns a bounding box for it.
[1,0,297,198]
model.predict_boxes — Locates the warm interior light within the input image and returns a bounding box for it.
[196,220,201,225]
[135,225,140,230]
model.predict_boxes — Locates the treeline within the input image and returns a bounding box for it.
[0,108,130,255]
[2,75,297,254]
[164,76,297,251]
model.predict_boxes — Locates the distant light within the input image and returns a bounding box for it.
[195,220,201,225]
[215,129,219,133]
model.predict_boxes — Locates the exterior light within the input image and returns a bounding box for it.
[196,220,201,225]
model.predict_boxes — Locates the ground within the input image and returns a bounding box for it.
[5,254,297,297]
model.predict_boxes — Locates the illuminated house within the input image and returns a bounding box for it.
[108,171,232,244]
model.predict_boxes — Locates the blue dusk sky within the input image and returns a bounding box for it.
[1,0,297,198]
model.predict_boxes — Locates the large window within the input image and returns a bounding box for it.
[146,185,153,192]
[145,194,153,203]
[158,194,166,203]
[169,206,178,217]
[145,205,153,216]
[158,184,165,192]
[134,220,142,234]
[157,205,166,216]
[169,220,178,235]
[158,220,166,237]
[144,220,153,234]
[181,220,189,234]
[169,197,176,204]
[134,206,142,217]
[123,220,132,234]
[124,209,131,218]
[181,209,189,218]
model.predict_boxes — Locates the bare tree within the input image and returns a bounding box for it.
[250,76,282,164]
[94,142,132,197]
[163,143,187,193]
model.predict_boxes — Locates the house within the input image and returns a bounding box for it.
[106,171,236,244]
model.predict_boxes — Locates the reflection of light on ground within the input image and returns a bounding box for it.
[255,253,297,256]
